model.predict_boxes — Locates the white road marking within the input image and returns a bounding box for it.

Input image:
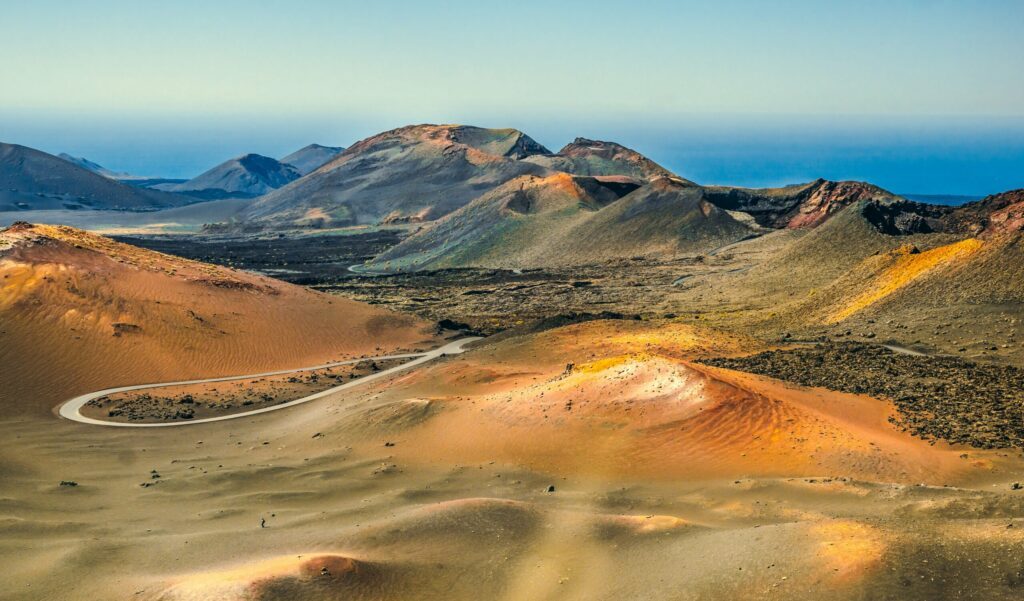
[57,337,480,427]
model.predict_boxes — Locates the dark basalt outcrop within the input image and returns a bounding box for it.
[858,188,1024,236]
[946,189,1024,236]
[860,200,952,235]
[703,178,903,229]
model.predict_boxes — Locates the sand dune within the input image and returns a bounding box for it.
[0,223,436,415]
[320,320,980,483]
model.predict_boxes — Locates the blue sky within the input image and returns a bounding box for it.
[1,1,1023,193]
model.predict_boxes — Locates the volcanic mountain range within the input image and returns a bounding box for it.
[211,125,1024,256]
[4,124,1022,270]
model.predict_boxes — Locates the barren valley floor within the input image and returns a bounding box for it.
[3,225,1024,600]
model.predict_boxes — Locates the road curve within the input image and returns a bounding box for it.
[57,337,481,428]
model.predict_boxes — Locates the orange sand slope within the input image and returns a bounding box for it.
[306,320,991,484]
[0,223,436,414]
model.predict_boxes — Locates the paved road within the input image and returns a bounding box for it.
[880,343,928,357]
[57,337,481,428]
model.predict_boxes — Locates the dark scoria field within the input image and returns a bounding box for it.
[701,343,1024,449]
[113,229,404,285]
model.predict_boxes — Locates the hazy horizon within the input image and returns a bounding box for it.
[2,1,1023,195]
[3,112,1022,196]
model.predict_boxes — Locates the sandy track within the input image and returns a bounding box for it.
[57,337,480,428]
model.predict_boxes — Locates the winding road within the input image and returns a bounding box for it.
[57,337,481,428]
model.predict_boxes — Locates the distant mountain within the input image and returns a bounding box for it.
[367,174,753,271]
[522,138,683,183]
[226,124,1008,238]
[702,179,905,229]
[0,142,193,211]
[57,153,138,180]
[280,144,345,175]
[157,154,301,199]
[901,193,982,206]
[241,125,553,228]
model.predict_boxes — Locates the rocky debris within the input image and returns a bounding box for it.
[193,277,275,293]
[436,318,476,334]
[701,342,1024,449]
[111,322,142,337]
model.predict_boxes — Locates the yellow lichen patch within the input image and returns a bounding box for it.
[812,520,887,584]
[826,239,983,323]
[591,323,761,359]
[574,353,650,374]
[604,329,703,350]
